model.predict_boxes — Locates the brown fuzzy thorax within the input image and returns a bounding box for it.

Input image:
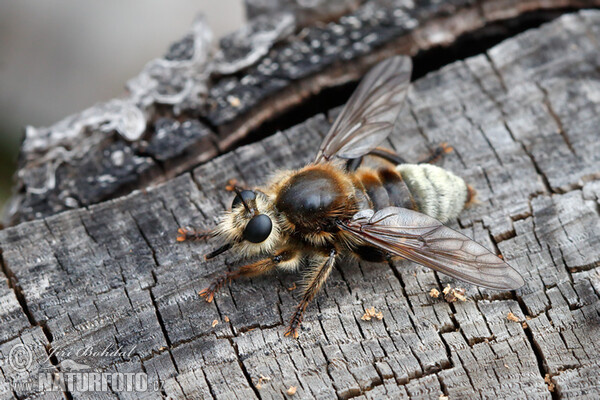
[269,163,358,246]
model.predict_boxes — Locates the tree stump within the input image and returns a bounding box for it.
[6,0,600,226]
[1,4,600,400]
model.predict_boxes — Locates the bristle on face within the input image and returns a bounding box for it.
[214,191,284,257]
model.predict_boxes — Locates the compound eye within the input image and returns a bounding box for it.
[243,214,272,243]
[232,190,256,209]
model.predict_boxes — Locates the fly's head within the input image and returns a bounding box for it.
[215,189,283,256]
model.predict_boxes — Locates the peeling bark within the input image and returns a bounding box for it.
[1,8,600,400]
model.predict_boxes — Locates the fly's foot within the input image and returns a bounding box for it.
[225,179,241,192]
[284,325,300,339]
[420,142,454,164]
[198,275,229,303]
[225,178,251,192]
[177,227,211,242]
[198,287,216,303]
[439,142,453,155]
[284,311,304,339]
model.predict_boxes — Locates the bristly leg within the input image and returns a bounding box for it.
[346,156,363,172]
[369,147,407,165]
[199,248,299,302]
[419,142,453,164]
[177,227,213,242]
[346,147,408,171]
[285,249,337,339]
[204,243,233,260]
[347,144,452,171]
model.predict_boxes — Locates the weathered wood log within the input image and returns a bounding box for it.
[1,9,600,399]
[5,0,600,226]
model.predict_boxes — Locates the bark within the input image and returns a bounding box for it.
[5,0,600,226]
[1,6,600,400]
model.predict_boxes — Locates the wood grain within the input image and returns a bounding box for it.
[6,0,600,226]
[1,9,600,400]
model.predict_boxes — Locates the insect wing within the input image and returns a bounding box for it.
[338,207,525,290]
[314,56,412,163]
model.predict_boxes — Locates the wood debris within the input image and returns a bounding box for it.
[225,178,239,192]
[224,315,230,322]
[443,285,467,302]
[452,288,467,302]
[212,319,219,328]
[256,374,271,389]
[545,374,555,392]
[430,288,440,298]
[507,312,520,322]
[227,95,241,107]
[361,306,383,321]
[288,282,296,291]
[287,385,297,395]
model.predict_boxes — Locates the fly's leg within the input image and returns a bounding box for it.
[347,147,407,171]
[418,142,453,164]
[199,248,300,302]
[346,156,363,172]
[347,144,453,171]
[285,249,337,339]
[346,157,363,171]
[369,147,407,165]
[177,227,213,242]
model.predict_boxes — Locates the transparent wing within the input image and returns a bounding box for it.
[314,56,412,163]
[338,207,525,290]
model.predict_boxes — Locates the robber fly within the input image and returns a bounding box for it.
[178,56,525,338]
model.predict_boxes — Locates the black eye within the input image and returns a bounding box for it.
[232,190,256,209]
[243,214,272,243]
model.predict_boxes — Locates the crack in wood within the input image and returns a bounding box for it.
[0,249,35,329]
[2,10,600,398]
[0,247,75,400]
[9,4,600,226]
[537,83,577,156]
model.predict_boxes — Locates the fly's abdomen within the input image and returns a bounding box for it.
[354,164,469,223]
[354,168,415,211]
[396,164,468,223]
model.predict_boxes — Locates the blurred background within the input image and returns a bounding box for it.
[0,1,245,213]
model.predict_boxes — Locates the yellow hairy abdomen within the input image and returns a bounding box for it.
[396,164,468,223]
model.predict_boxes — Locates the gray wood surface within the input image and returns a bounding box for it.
[1,8,600,400]
[5,0,600,226]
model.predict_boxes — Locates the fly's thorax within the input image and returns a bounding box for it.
[214,190,285,256]
[267,163,359,246]
[396,163,468,223]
